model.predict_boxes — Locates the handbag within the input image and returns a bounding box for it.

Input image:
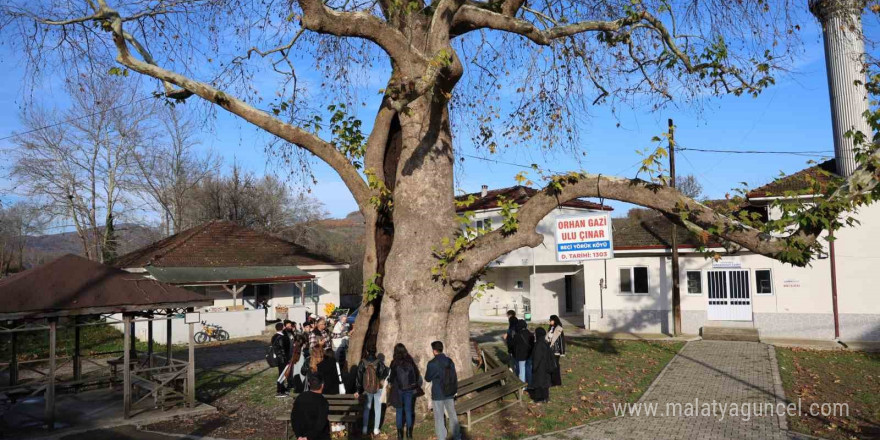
[414,385,425,398]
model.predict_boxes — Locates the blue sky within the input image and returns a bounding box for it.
[0,9,858,220]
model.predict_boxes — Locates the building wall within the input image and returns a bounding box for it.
[469,265,584,322]
[580,248,878,340]
[832,203,880,340]
[266,269,342,321]
[114,309,266,344]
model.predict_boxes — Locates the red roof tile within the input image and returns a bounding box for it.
[747,159,840,198]
[113,221,340,268]
[455,186,613,213]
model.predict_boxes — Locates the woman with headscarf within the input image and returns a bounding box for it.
[530,327,555,403]
[547,315,566,387]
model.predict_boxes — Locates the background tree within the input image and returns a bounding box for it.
[0,201,48,275]
[675,175,704,200]
[5,0,879,380]
[9,77,151,262]
[134,106,221,235]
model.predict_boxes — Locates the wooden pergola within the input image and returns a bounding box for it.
[0,254,212,430]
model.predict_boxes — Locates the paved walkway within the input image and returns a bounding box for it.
[534,341,814,440]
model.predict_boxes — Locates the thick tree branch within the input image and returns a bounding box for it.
[444,172,849,283]
[297,0,424,64]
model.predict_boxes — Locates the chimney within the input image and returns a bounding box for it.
[481,185,489,197]
[810,0,871,177]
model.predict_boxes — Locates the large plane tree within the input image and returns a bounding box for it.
[3,0,879,379]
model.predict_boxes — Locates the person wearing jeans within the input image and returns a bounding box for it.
[396,389,415,437]
[389,343,421,440]
[355,349,389,435]
[425,341,461,440]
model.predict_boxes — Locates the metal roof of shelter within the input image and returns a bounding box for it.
[0,254,212,321]
[146,266,315,285]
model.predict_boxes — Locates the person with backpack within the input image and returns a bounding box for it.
[355,348,389,436]
[270,322,291,397]
[424,341,460,440]
[511,319,533,385]
[388,343,421,440]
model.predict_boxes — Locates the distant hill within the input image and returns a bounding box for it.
[23,224,163,268]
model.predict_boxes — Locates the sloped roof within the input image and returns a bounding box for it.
[612,210,721,250]
[113,220,341,269]
[0,254,211,320]
[455,186,613,212]
[747,159,840,198]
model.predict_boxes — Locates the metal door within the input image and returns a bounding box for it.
[707,270,752,321]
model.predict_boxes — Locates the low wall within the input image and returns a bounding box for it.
[113,309,266,344]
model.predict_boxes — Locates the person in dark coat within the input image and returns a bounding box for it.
[316,348,342,395]
[511,319,532,385]
[271,322,292,397]
[530,327,555,403]
[292,374,331,440]
[388,343,422,440]
[503,312,517,374]
[547,315,566,387]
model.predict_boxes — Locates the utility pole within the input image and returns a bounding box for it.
[669,118,682,336]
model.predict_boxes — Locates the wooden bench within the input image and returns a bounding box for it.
[453,353,524,429]
[280,393,363,439]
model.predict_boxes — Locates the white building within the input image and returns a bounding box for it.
[460,185,613,323]
[114,220,348,341]
[581,164,880,342]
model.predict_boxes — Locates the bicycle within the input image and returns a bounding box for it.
[194,321,230,344]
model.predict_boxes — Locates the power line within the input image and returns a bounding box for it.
[678,147,833,157]
[0,95,158,143]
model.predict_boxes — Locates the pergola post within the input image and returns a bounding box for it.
[147,314,154,369]
[123,313,132,419]
[166,309,172,367]
[10,331,18,386]
[73,316,82,382]
[222,284,245,307]
[187,317,195,407]
[46,318,57,430]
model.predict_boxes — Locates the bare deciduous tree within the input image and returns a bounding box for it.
[5,0,879,377]
[0,201,48,275]
[10,77,151,261]
[675,175,704,200]
[134,106,220,235]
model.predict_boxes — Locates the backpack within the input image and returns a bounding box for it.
[266,334,284,368]
[441,358,458,397]
[363,359,381,394]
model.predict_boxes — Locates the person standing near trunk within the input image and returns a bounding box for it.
[530,327,554,404]
[511,319,532,385]
[388,343,421,440]
[310,317,333,353]
[291,374,331,440]
[355,348,389,436]
[271,322,291,397]
[502,311,517,374]
[547,315,566,387]
[425,341,460,440]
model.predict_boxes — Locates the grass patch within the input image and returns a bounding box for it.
[196,365,279,408]
[381,338,682,440]
[0,321,177,361]
[776,347,880,440]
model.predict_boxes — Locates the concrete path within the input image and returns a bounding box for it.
[533,341,814,440]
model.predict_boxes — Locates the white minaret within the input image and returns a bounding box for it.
[810,0,870,177]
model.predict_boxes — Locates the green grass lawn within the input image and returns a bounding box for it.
[381,338,683,440]
[776,347,880,440]
[0,322,174,361]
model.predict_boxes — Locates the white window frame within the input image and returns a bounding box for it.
[619,266,650,295]
[754,269,774,296]
[685,270,703,296]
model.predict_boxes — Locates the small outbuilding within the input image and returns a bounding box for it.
[0,254,213,435]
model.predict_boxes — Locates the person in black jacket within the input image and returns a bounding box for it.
[425,341,460,440]
[388,343,421,440]
[316,347,342,395]
[511,319,532,385]
[271,322,291,397]
[530,327,555,404]
[547,315,566,387]
[355,348,389,435]
[292,374,330,440]
[502,311,517,374]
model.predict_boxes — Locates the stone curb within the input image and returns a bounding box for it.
[767,344,789,432]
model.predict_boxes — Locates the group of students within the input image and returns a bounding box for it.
[291,340,462,440]
[504,311,567,403]
[270,314,348,398]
